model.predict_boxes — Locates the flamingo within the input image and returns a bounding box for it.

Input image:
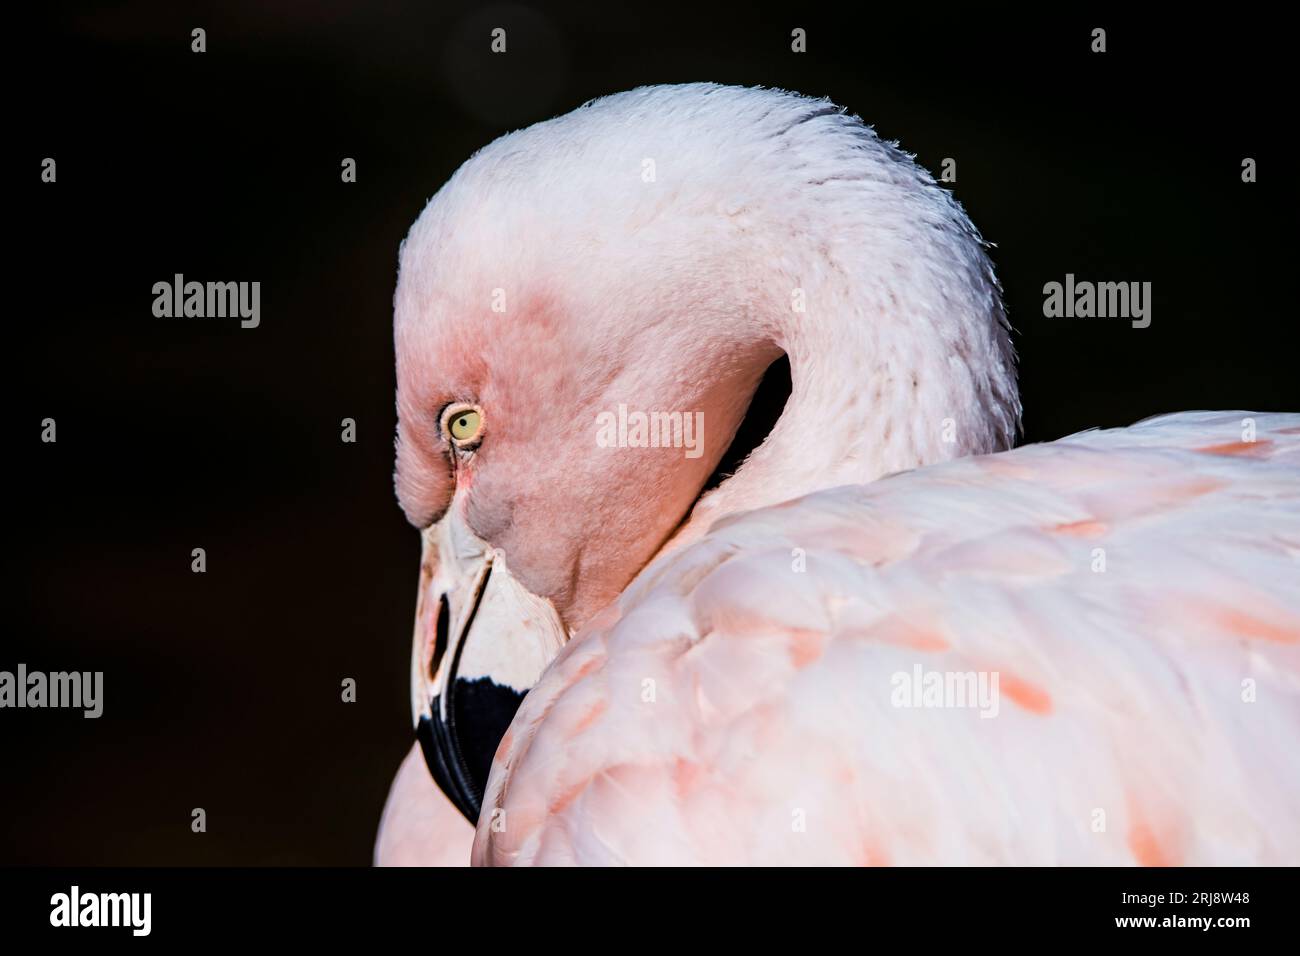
[375,83,1300,866]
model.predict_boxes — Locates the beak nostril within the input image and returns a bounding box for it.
[430,593,450,682]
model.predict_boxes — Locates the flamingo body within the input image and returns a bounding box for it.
[471,412,1300,865]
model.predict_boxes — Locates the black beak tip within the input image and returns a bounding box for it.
[416,679,527,826]
[416,708,482,823]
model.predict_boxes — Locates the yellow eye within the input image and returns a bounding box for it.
[443,405,484,446]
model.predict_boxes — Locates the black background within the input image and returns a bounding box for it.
[7,3,1295,865]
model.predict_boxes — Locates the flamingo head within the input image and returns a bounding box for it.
[393,84,1018,820]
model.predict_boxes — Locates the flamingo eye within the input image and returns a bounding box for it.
[442,405,484,447]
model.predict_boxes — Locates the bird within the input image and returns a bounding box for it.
[375,83,1300,866]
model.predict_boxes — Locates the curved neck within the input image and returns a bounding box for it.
[668,269,1019,552]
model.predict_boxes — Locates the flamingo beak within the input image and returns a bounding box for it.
[409,505,567,823]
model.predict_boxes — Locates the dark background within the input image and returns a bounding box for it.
[6,3,1294,864]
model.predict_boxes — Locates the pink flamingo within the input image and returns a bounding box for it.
[375,84,1300,866]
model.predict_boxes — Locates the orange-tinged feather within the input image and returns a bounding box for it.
[1195,439,1274,458]
[788,628,825,668]
[1216,608,1300,644]
[1128,821,1175,866]
[1051,519,1108,538]
[1000,672,1053,715]
[572,699,608,735]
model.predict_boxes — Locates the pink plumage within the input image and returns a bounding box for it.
[476,412,1300,865]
